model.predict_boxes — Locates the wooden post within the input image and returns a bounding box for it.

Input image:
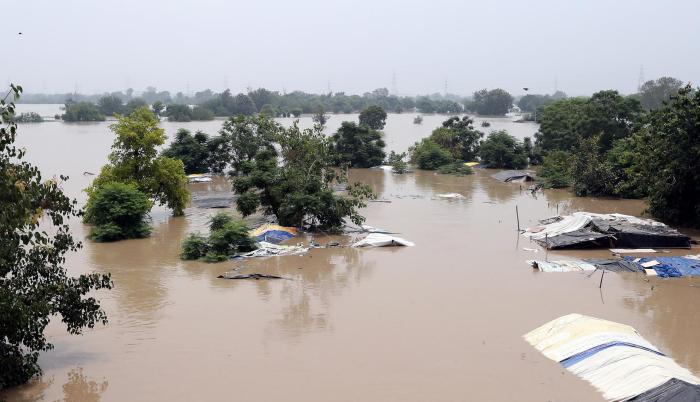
[516,205,520,232]
[599,269,605,288]
[545,234,549,261]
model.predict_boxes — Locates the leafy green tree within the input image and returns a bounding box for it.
[639,77,683,111]
[62,101,105,122]
[97,95,124,116]
[538,150,571,188]
[479,130,528,169]
[290,108,303,118]
[569,135,615,196]
[87,107,189,216]
[517,93,566,113]
[231,123,374,229]
[635,85,700,226]
[123,98,148,116]
[331,121,386,168]
[84,182,152,241]
[312,105,329,126]
[166,104,193,122]
[151,100,165,117]
[387,151,408,174]
[180,213,257,262]
[409,138,453,170]
[162,129,211,174]
[190,105,214,120]
[359,105,388,130]
[1,84,112,388]
[211,114,282,174]
[472,88,513,116]
[247,88,276,111]
[438,116,483,161]
[535,91,642,153]
[415,97,435,113]
[259,104,278,117]
[233,93,257,115]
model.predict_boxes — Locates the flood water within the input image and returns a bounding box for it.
[3,109,699,402]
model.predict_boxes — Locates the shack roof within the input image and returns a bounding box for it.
[491,170,535,182]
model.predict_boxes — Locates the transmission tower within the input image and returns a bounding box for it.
[638,65,645,92]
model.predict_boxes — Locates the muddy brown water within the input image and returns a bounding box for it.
[3,112,700,401]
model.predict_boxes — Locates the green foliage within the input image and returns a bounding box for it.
[359,105,387,130]
[639,77,683,111]
[151,100,165,117]
[259,104,278,117]
[13,112,43,123]
[212,114,282,174]
[517,92,567,113]
[165,104,214,122]
[331,121,386,168]
[84,182,152,241]
[437,116,483,161]
[539,150,571,188]
[62,101,105,122]
[97,95,124,116]
[387,151,408,174]
[180,233,209,260]
[409,138,453,170]
[569,136,615,197]
[312,105,329,126]
[437,162,473,176]
[231,123,375,229]
[637,85,700,226]
[478,130,528,169]
[535,90,642,153]
[472,88,513,116]
[1,84,112,388]
[179,213,257,262]
[162,129,211,174]
[123,98,148,115]
[86,107,189,218]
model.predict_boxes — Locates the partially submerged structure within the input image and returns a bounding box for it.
[524,314,700,401]
[353,233,415,247]
[523,212,691,250]
[491,170,535,183]
[250,224,297,244]
[528,255,700,278]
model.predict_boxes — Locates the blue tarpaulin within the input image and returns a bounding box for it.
[623,257,700,278]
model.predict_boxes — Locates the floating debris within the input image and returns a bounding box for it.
[236,241,308,258]
[353,233,415,247]
[218,272,285,280]
[435,193,465,199]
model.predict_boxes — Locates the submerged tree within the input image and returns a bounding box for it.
[232,122,374,229]
[331,121,386,168]
[0,84,112,388]
[358,105,388,130]
[479,130,528,169]
[87,107,189,217]
[471,88,513,116]
[162,129,211,174]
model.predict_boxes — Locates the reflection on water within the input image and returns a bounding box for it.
[4,110,699,402]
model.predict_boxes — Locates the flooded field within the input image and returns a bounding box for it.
[3,111,699,401]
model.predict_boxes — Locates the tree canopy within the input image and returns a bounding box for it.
[62,101,105,122]
[638,77,683,111]
[479,130,528,169]
[470,88,513,116]
[358,105,388,130]
[230,120,374,229]
[87,107,189,217]
[1,84,112,388]
[162,129,212,174]
[331,121,386,168]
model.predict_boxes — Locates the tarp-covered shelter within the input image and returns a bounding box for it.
[250,224,297,244]
[523,212,691,250]
[622,256,700,278]
[528,260,596,273]
[524,314,700,401]
[491,170,535,182]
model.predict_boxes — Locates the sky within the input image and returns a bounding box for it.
[4,0,700,97]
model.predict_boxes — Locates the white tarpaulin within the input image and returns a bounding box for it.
[352,233,415,247]
[436,193,465,199]
[524,314,700,401]
[527,260,597,273]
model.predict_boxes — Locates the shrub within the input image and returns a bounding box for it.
[539,151,571,188]
[84,182,152,242]
[410,139,453,170]
[179,213,257,262]
[387,151,408,174]
[479,130,528,169]
[180,233,209,260]
[437,162,473,176]
[331,121,386,168]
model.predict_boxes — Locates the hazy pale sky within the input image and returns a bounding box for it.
[5,0,700,96]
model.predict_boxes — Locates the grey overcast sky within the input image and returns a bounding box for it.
[5,0,700,96]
